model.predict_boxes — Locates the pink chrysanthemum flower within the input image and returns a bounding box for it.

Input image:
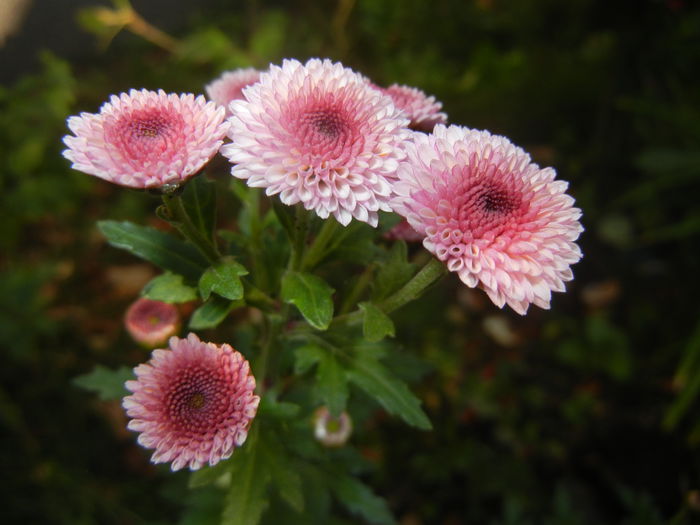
[393,125,583,314]
[205,68,262,111]
[124,297,180,348]
[123,333,260,471]
[63,89,229,189]
[221,58,410,226]
[381,84,447,132]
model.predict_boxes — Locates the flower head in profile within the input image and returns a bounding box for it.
[205,68,262,112]
[221,58,410,226]
[381,84,447,132]
[313,406,353,448]
[123,333,259,471]
[125,297,180,348]
[63,89,229,189]
[393,125,583,314]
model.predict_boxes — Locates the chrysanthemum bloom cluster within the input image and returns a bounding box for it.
[380,84,447,132]
[125,297,180,348]
[393,125,583,314]
[313,406,353,447]
[221,58,411,226]
[63,89,229,189]
[123,333,259,471]
[205,68,262,111]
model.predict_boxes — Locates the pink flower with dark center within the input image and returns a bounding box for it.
[125,297,180,348]
[221,58,410,226]
[205,68,262,112]
[63,89,228,189]
[123,333,259,471]
[381,84,447,132]
[393,125,583,314]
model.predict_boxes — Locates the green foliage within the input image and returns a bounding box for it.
[98,220,209,281]
[199,258,249,301]
[189,296,238,329]
[73,365,133,401]
[359,302,395,342]
[143,272,199,303]
[281,271,335,330]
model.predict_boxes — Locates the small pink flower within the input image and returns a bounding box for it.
[313,406,353,447]
[63,89,229,189]
[393,125,583,314]
[384,219,424,242]
[123,333,260,471]
[381,84,447,132]
[205,68,262,112]
[221,58,410,227]
[124,297,180,348]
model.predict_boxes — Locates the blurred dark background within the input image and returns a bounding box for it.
[1,0,699,523]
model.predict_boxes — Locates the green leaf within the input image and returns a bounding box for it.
[266,434,304,513]
[189,296,236,329]
[258,395,300,419]
[189,460,231,489]
[142,272,198,303]
[181,175,217,242]
[372,241,416,301]
[346,358,432,430]
[73,365,133,401]
[294,344,324,374]
[198,257,249,301]
[329,472,395,525]
[223,426,270,525]
[281,271,334,330]
[317,352,349,416]
[359,302,395,342]
[98,221,208,281]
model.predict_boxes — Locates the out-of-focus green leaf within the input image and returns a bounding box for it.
[98,221,209,281]
[281,271,334,330]
[317,352,349,416]
[189,460,232,489]
[73,365,133,401]
[223,426,270,525]
[372,241,416,301]
[143,272,198,303]
[359,302,395,342]
[199,258,249,301]
[328,472,395,525]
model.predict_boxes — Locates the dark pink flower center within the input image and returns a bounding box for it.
[166,365,229,431]
[477,185,519,215]
[108,108,184,163]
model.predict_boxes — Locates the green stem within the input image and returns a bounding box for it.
[161,193,220,263]
[331,257,448,328]
[302,217,340,270]
[288,205,310,272]
[339,263,376,314]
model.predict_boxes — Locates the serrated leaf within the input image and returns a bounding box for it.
[359,302,395,342]
[73,365,133,401]
[189,296,236,329]
[258,395,300,419]
[317,352,348,416]
[223,426,270,525]
[346,358,431,430]
[142,272,198,303]
[281,271,334,330]
[294,344,324,374]
[329,472,395,525]
[189,460,231,489]
[198,258,249,301]
[181,175,217,241]
[372,241,416,301]
[98,221,208,281]
[266,436,304,513]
